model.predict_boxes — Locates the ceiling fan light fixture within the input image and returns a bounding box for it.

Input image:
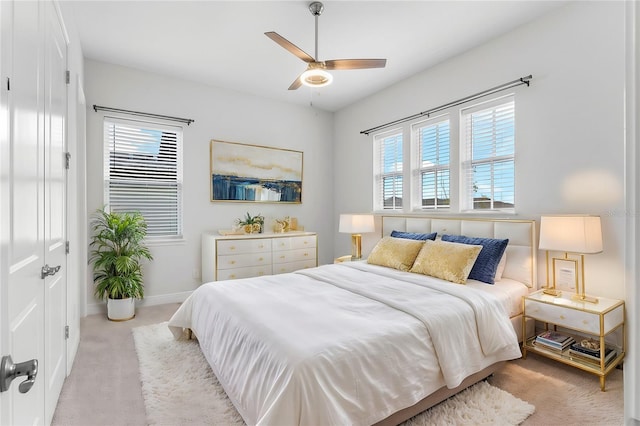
[300,68,333,87]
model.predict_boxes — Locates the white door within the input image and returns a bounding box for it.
[43,2,68,423]
[0,0,46,424]
[0,1,68,425]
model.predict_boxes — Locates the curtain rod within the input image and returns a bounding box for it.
[360,74,532,135]
[93,105,195,126]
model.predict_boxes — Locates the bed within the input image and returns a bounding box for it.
[168,216,537,425]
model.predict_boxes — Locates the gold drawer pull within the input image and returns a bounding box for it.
[304,241,308,244]
[560,315,566,320]
[583,320,589,325]
[229,260,236,265]
[280,255,286,259]
[229,246,236,250]
[229,274,236,279]
[304,253,309,256]
[259,244,264,248]
[258,257,264,261]
[258,272,265,276]
[280,268,286,272]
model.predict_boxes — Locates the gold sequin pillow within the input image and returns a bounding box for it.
[410,239,483,284]
[367,236,425,272]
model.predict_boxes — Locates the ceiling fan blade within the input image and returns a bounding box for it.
[265,31,315,63]
[288,75,303,90]
[325,59,387,70]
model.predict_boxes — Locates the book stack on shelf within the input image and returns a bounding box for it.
[569,340,617,367]
[534,330,575,352]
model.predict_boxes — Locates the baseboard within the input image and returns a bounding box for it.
[85,291,193,317]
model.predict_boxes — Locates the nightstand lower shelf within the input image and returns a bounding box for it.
[522,337,624,391]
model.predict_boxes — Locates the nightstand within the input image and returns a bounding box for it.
[334,255,352,264]
[522,290,625,391]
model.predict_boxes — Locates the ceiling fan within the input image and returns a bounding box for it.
[265,1,387,90]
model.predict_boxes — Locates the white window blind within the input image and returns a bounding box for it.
[461,97,515,211]
[104,117,183,238]
[413,118,450,210]
[374,132,403,210]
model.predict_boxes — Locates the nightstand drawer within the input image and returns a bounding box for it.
[524,299,597,333]
[524,299,624,335]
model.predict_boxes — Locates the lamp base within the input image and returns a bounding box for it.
[542,287,562,297]
[571,294,599,304]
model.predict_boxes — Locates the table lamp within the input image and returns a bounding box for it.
[538,215,603,303]
[339,214,375,260]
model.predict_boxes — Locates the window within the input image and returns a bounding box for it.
[461,98,515,210]
[104,117,183,239]
[374,131,403,210]
[413,117,450,210]
[373,95,515,213]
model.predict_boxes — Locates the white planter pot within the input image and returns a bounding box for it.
[107,297,135,321]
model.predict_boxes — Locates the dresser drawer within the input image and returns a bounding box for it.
[217,253,271,270]
[272,235,317,251]
[217,239,270,255]
[272,248,316,264]
[273,259,317,274]
[217,265,273,281]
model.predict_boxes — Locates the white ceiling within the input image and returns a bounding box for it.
[65,1,566,112]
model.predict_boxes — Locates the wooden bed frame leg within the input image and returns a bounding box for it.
[186,328,193,340]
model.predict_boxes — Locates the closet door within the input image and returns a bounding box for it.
[0,1,46,424]
[42,2,67,423]
[0,1,68,425]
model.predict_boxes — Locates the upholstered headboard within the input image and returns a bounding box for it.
[377,216,537,289]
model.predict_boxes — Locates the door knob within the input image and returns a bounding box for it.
[0,355,38,394]
[41,264,61,279]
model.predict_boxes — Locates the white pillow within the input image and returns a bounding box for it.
[495,252,507,281]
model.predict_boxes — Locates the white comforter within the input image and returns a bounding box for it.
[168,262,521,426]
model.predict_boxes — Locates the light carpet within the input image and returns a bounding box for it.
[133,322,535,425]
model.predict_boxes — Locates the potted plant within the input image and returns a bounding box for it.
[89,208,153,321]
[236,212,264,234]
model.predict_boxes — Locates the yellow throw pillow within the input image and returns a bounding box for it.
[410,239,483,284]
[367,236,425,272]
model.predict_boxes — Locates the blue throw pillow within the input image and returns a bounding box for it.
[441,235,509,284]
[390,230,437,241]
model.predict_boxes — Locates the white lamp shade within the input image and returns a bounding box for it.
[539,215,603,254]
[339,214,375,234]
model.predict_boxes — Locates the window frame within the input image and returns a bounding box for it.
[373,128,404,211]
[372,94,516,215]
[103,115,184,243]
[460,96,515,212]
[411,114,451,211]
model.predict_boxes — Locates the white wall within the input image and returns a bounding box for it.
[84,60,334,310]
[333,1,626,301]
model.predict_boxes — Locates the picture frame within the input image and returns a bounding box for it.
[552,257,579,292]
[210,140,303,203]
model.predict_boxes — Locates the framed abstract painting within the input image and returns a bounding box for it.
[210,140,303,203]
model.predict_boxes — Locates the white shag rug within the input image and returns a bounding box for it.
[133,322,535,426]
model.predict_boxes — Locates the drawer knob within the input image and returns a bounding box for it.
[259,244,264,248]
[560,315,566,320]
[583,320,589,325]
[304,241,308,245]
[230,260,236,265]
[230,274,236,279]
[280,255,286,259]
[230,246,236,251]
[258,257,264,261]
[304,253,308,256]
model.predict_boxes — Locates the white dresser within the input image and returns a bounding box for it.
[202,232,318,283]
